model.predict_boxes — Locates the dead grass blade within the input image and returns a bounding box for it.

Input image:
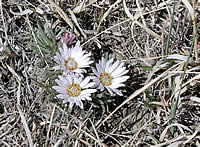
[0,0,8,40]
[46,104,56,146]
[159,123,192,142]
[17,83,33,147]
[69,9,87,38]
[190,96,200,103]
[6,64,21,81]
[123,0,162,40]
[17,84,33,146]
[10,8,33,16]
[88,119,101,146]
[53,138,63,147]
[136,0,146,26]
[135,20,162,41]
[48,0,80,36]
[183,128,200,144]
[181,0,194,20]
[182,74,200,88]
[74,124,106,147]
[82,18,130,46]
[124,116,156,146]
[192,1,198,62]
[73,0,97,14]
[97,0,122,32]
[152,135,186,147]
[7,64,33,146]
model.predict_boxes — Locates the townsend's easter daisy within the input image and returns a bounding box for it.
[91,57,129,96]
[53,74,97,109]
[60,32,76,46]
[53,41,93,75]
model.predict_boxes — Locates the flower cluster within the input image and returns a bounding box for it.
[53,33,129,109]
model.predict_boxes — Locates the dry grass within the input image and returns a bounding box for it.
[1,0,200,146]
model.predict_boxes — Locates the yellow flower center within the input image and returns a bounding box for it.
[64,57,78,70]
[99,72,112,86]
[66,82,81,97]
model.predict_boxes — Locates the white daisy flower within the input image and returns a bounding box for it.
[91,57,129,96]
[53,74,97,109]
[53,41,93,75]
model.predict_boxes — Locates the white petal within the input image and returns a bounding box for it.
[55,79,66,87]
[105,86,113,96]
[112,69,129,78]
[78,60,93,67]
[99,83,105,91]
[112,76,129,84]
[111,66,126,76]
[57,94,68,99]
[108,60,120,73]
[76,100,83,109]
[59,75,70,84]
[86,96,92,101]
[112,88,123,96]
[82,95,92,101]
[62,43,68,50]
[52,86,66,94]
[91,77,100,88]
[69,101,75,109]
[78,53,90,61]
[72,49,84,59]
[65,75,73,83]
[75,40,80,48]
[110,83,125,89]
[96,63,102,73]
[52,85,59,91]
[92,80,99,87]
[58,47,63,55]
[73,74,81,84]
[105,58,113,72]
[53,65,61,70]
[91,67,99,76]
[73,68,86,74]
[80,89,97,95]
[66,49,71,58]
[82,82,96,89]
[101,57,106,69]
[80,77,90,88]
[54,53,61,62]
